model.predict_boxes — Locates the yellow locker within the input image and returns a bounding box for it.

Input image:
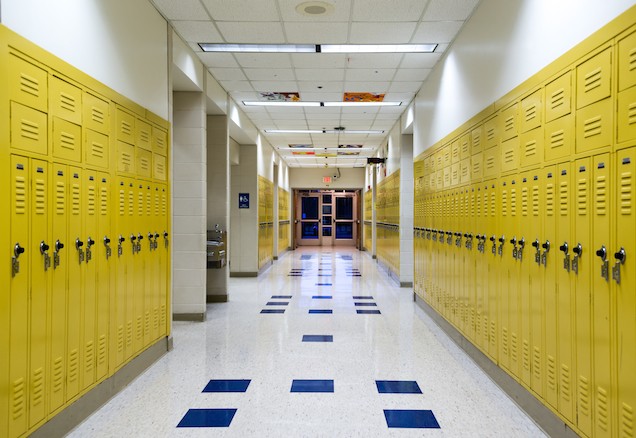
[152,126,168,156]
[483,144,500,178]
[9,156,29,438]
[443,165,451,188]
[81,171,98,391]
[472,124,484,154]
[544,114,573,162]
[556,162,575,423]
[466,188,477,342]
[451,139,460,164]
[471,152,483,181]
[459,133,471,160]
[136,119,152,151]
[442,143,451,168]
[615,147,636,438]
[124,179,136,360]
[435,150,444,172]
[66,168,82,402]
[160,185,168,336]
[151,185,162,341]
[460,158,471,185]
[500,136,520,173]
[133,182,145,354]
[474,186,487,350]
[486,181,499,361]
[501,102,519,141]
[52,117,81,162]
[498,177,511,372]
[49,76,82,125]
[508,177,521,378]
[521,89,543,133]
[543,167,558,408]
[520,126,544,168]
[83,92,110,135]
[136,148,152,179]
[576,98,613,153]
[117,141,135,174]
[592,154,613,437]
[576,47,612,109]
[545,71,572,123]
[143,184,154,346]
[84,129,109,169]
[10,102,47,156]
[112,178,127,368]
[451,163,460,187]
[618,29,636,91]
[95,174,111,381]
[49,164,68,415]
[115,108,135,145]
[484,115,500,149]
[617,85,636,146]
[574,157,593,436]
[153,153,166,181]
[8,52,48,112]
[519,173,533,388]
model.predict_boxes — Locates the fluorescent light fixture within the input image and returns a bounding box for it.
[265,129,384,134]
[243,101,401,107]
[199,43,315,53]
[200,43,437,54]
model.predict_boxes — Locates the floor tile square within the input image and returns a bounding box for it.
[203,380,251,393]
[355,302,377,306]
[352,296,374,300]
[301,255,313,260]
[177,408,237,428]
[383,409,440,429]
[357,309,381,315]
[302,335,333,342]
[266,301,289,306]
[309,309,333,314]
[376,380,422,394]
[271,295,292,299]
[261,309,285,314]
[312,295,332,299]
[290,379,334,393]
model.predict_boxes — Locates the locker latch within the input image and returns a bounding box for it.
[137,234,144,253]
[446,231,453,246]
[464,233,473,250]
[426,229,431,240]
[475,235,483,253]
[118,235,125,257]
[497,235,505,256]
[75,238,85,264]
[53,240,64,269]
[510,237,518,260]
[148,233,155,251]
[572,243,582,274]
[490,236,496,255]
[40,241,51,271]
[454,232,462,248]
[163,231,169,249]
[541,240,550,267]
[12,243,25,276]
[517,238,525,262]
[86,237,95,263]
[612,247,626,284]
[104,236,112,260]
[559,242,570,272]
[532,239,541,265]
[154,233,160,250]
[432,230,438,242]
[130,235,137,255]
[596,245,609,281]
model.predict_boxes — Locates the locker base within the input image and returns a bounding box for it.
[173,312,206,322]
[230,271,258,277]
[30,336,171,438]
[414,295,578,438]
[207,294,228,303]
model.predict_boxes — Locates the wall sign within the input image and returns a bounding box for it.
[239,193,250,209]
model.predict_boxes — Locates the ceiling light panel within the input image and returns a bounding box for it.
[321,44,436,53]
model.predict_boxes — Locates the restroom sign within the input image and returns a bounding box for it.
[239,193,250,209]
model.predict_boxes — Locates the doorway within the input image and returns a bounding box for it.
[294,190,359,247]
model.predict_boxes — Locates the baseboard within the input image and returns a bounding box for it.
[230,271,258,278]
[207,294,228,303]
[173,312,206,322]
[372,255,377,259]
[400,281,413,288]
[413,294,578,438]
[32,337,170,438]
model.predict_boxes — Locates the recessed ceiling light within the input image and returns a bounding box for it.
[199,43,315,53]
[296,1,334,16]
[199,43,436,54]
[243,100,401,107]
[265,129,384,134]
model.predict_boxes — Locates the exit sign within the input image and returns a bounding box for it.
[323,176,332,184]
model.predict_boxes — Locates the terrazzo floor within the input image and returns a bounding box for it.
[68,247,546,437]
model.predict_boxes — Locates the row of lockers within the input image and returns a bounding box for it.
[258,222,274,269]
[376,223,400,276]
[363,189,372,222]
[376,170,400,225]
[258,176,274,225]
[363,221,372,252]
[278,187,290,222]
[278,221,290,253]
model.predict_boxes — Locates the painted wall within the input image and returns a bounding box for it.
[257,135,276,182]
[0,0,169,119]
[289,167,365,189]
[413,0,635,157]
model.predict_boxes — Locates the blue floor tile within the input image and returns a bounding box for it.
[312,295,332,299]
[290,379,334,393]
[354,302,377,306]
[316,283,332,286]
[302,335,333,342]
[376,380,422,394]
[340,255,353,260]
[271,295,292,299]
[317,274,332,277]
[357,309,381,315]
[266,301,289,306]
[261,309,285,314]
[383,410,440,429]
[177,408,237,428]
[301,255,313,260]
[352,296,374,300]
[309,309,333,314]
[203,379,251,393]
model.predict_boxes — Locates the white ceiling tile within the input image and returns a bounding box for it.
[388,81,423,92]
[412,21,464,44]
[350,22,417,44]
[400,52,441,69]
[267,109,306,117]
[151,0,210,20]
[210,68,247,81]
[217,22,285,43]
[422,0,479,21]
[228,91,261,100]
[299,92,343,101]
[345,54,404,69]
[383,92,416,102]
[250,81,298,91]
[244,68,295,81]
[275,120,309,128]
[308,120,341,129]
[291,53,346,69]
[295,69,345,82]
[352,0,428,21]
[343,81,391,93]
[378,105,408,114]
[172,20,223,43]
[340,121,373,129]
[345,69,395,82]
[298,82,344,93]
[393,68,431,81]
[434,43,449,53]
[199,53,239,68]
[374,111,401,120]
[234,53,293,68]
[219,80,255,92]
[284,22,349,43]
[278,0,352,21]
[201,0,279,21]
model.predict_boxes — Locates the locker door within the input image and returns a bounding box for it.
[466,188,477,343]
[556,162,575,423]
[508,177,521,379]
[152,185,162,340]
[615,147,636,438]
[29,160,49,429]
[543,168,557,407]
[81,171,98,390]
[49,164,68,414]
[113,178,127,368]
[519,173,532,388]
[592,153,612,437]
[474,186,486,350]
[530,172,545,394]
[143,184,153,346]
[95,174,110,381]
[124,179,136,360]
[8,53,48,112]
[133,182,145,353]
[486,182,499,361]
[8,156,29,438]
[574,157,593,436]
[66,169,83,401]
[498,177,511,372]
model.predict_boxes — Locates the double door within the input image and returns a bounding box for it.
[296,191,358,247]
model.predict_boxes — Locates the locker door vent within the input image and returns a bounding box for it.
[560,182,569,216]
[621,170,633,215]
[550,88,566,111]
[117,326,124,354]
[583,115,602,139]
[549,129,565,150]
[56,182,66,215]
[35,178,45,215]
[595,175,607,215]
[31,367,44,406]
[544,184,553,216]
[596,386,610,432]
[60,92,77,113]
[621,402,634,437]
[578,376,591,418]
[560,364,572,402]
[84,342,94,374]
[577,178,588,215]
[533,347,542,382]
[15,175,26,214]
[68,349,79,385]
[547,355,557,392]
[72,184,80,216]
[52,357,63,395]
[584,67,603,94]
[522,187,528,216]
[98,335,107,367]
[523,340,531,374]
[91,106,105,125]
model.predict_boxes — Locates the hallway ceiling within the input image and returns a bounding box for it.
[150,0,480,168]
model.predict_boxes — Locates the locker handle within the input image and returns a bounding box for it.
[14,243,25,257]
[87,237,95,247]
[509,237,517,245]
[130,235,137,241]
[614,248,626,264]
[137,234,144,240]
[163,232,169,238]
[489,236,496,242]
[559,243,569,254]
[154,233,160,239]
[595,246,607,261]
[498,236,505,243]
[573,244,582,255]
[518,238,525,248]
[118,235,126,244]
[40,241,50,253]
[75,239,84,249]
[55,240,64,252]
[542,240,550,251]
[532,239,539,248]
[104,237,111,245]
